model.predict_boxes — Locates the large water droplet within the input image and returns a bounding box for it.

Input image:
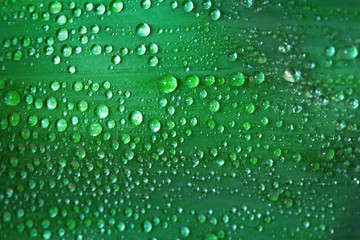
[158,75,178,93]
[4,90,21,106]
[129,111,143,126]
[95,104,109,119]
[87,122,103,136]
[148,119,161,132]
[136,23,151,37]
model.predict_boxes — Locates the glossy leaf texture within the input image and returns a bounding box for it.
[0,0,360,239]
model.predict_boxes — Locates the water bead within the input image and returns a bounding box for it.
[13,50,23,61]
[95,104,109,119]
[129,111,143,126]
[27,115,38,126]
[9,113,20,126]
[117,222,126,231]
[142,220,152,233]
[111,0,124,13]
[91,44,102,55]
[56,15,67,25]
[74,146,86,159]
[77,100,88,112]
[180,226,190,237]
[283,68,301,83]
[56,118,68,132]
[73,81,83,91]
[203,75,215,86]
[209,8,221,21]
[148,56,159,67]
[136,23,151,37]
[49,1,62,14]
[183,1,194,13]
[4,90,21,106]
[112,55,121,64]
[251,71,265,84]
[228,72,245,87]
[348,98,359,109]
[91,25,100,34]
[141,0,151,10]
[149,43,159,54]
[321,148,335,160]
[57,28,69,41]
[87,122,103,136]
[341,46,358,60]
[62,45,72,57]
[43,230,52,240]
[67,219,76,230]
[182,75,200,88]
[46,97,58,110]
[325,46,336,57]
[49,207,58,218]
[170,1,178,9]
[149,119,161,132]
[203,0,212,9]
[95,4,106,15]
[209,100,220,112]
[136,44,146,55]
[158,75,178,93]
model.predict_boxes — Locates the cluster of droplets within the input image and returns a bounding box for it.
[1,0,360,239]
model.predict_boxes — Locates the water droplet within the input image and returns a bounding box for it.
[209,100,220,112]
[57,28,69,41]
[325,46,336,57]
[117,222,126,231]
[141,0,151,10]
[95,3,106,15]
[148,56,159,67]
[180,226,190,237]
[136,23,151,37]
[250,71,265,84]
[203,75,215,86]
[158,75,178,93]
[341,46,358,60]
[320,148,335,160]
[56,118,68,132]
[91,44,102,55]
[87,122,103,136]
[112,55,121,64]
[183,0,194,12]
[182,75,200,88]
[111,0,124,13]
[77,100,88,112]
[142,220,152,233]
[284,68,301,83]
[228,72,245,86]
[129,111,143,126]
[4,90,21,106]
[209,8,221,21]
[95,104,109,119]
[49,1,62,14]
[56,15,67,25]
[148,119,161,132]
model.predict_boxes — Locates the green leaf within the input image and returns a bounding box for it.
[0,0,359,239]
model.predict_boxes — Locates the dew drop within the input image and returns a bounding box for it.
[158,75,178,93]
[136,23,151,37]
[4,90,21,106]
[129,111,143,126]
